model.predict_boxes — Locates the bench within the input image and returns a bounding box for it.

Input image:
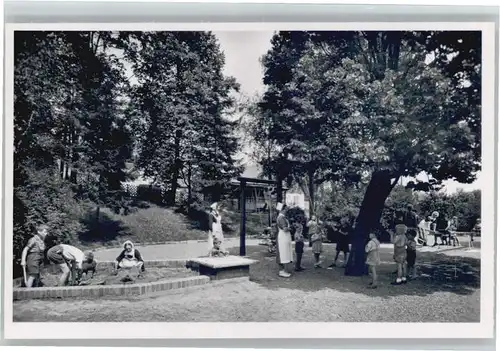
[187,256,258,280]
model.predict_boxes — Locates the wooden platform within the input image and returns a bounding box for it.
[187,256,258,280]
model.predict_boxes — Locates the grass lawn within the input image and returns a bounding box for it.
[13,244,480,322]
[78,205,208,249]
[77,204,267,250]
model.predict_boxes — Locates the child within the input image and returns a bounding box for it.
[406,231,417,280]
[47,243,86,286]
[20,224,48,288]
[209,237,229,257]
[365,232,381,289]
[307,216,323,267]
[330,220,350,268]
[81,251,97,280]
[294,222,305,271]
[114,240,145,274]
[391,210,408,285]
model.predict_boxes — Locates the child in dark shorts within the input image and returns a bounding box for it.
[81,251,97,280]
[406,231,417,279]
[329,227,350,268]
[294,223,305,271]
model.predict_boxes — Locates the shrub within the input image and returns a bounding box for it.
[13,167,89,276]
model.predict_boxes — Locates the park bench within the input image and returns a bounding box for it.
[186,256,258,280]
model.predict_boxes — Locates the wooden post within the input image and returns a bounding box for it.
[240,180,246,256]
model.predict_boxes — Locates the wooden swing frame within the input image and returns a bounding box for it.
[237,177,283,256]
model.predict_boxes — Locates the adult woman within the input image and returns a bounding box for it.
[208,202,224,253]
[418,215,433,246]
[276,203,293,278]
[20,224,48,287]
[114,240,145,273]
[429,211,442,246]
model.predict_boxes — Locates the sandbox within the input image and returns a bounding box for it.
[13,259,209,300]
[187,255,258,280]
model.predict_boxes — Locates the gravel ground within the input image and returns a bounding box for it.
[13,244,480,322]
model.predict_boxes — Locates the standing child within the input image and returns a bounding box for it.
[391,210,408,285]
[329,218,350,269]
[308,216,323,268]
[20,224,49,288]
[294,222,305,272]
[365,232,381,288]
[406,231,417,280]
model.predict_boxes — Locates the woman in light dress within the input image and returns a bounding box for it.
[208,202,225,254]
[276,202,293,278]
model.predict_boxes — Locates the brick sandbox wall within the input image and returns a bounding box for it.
[13,259,210,300]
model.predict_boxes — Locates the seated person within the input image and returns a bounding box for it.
[209,237,229,257]
[472,218,481,242]
[47,244,87,286]
[114,240,145,273]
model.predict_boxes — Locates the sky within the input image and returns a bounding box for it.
[212,31,481,195]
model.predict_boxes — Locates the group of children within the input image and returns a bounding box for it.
[20,224,145,288]
[365,210,420,289]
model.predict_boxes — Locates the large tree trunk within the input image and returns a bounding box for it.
[344,170,397,276]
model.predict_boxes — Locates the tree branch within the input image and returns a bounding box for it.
[16,110,35,151]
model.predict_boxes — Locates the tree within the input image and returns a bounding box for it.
[14,31,136,262]
[257,31,481,275]
[124,32,243,206]
[257,32,358,214]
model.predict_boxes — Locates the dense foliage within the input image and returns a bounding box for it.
[254,31,481,275]
[13,31,243,268]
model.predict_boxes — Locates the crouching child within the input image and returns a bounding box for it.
[114,240,145,276]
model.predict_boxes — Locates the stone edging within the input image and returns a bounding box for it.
[13,275,210,300]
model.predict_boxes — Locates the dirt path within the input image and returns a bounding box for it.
[14,245,480,323]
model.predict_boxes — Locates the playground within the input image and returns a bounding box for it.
[12,29,485,325]
[13,237,480,322]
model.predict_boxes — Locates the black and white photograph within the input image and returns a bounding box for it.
[3,21,495,339]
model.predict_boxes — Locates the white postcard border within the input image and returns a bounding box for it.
[3,21,496,339]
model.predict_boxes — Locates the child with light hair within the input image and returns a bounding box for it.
[209,237,229,257]
[391,210,408,285]
[365,232,381,289]
[20,224,49,287]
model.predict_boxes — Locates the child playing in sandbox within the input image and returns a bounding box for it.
[209,237,229,257]
[46,244,92,286]
[114,240,145,277]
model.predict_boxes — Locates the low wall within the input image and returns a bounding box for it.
[13,276,210,300]
[13,259,210,300]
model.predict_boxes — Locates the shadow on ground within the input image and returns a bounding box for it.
[228,245,480,299]
[78,211,131,248]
